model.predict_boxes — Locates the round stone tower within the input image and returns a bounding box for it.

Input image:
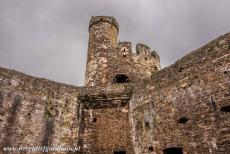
[84,16,119,86]
[84,16,161,87]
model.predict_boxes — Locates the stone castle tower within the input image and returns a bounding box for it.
[0,16,229,154]
[85,16,160,86]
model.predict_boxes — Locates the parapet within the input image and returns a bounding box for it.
[118,41,132,52]
[151,50,160,59]
[136,43,160,59]
[89,16,119,32]
[136,43,151,54]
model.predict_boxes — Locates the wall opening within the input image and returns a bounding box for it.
[148,146,154,152]
[114,151,126,154]
[93,117,97,123]
[220,105,230,112]
[114,74,129,83]
[177,117,189,124]
[145,121,150,129]
[163,148,183,154]
[122,47,128,57]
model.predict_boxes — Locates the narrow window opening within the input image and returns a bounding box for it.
[145,57,147,60]
[28,113,31,116]
[0,119,2,122]
[93,118,97,123]
[145,121,150,129]
[163,148,183,154]
[178,117,189,124]
[220,105,230,112]
[224,71,227,74]
[114,74,129,83]
[148,147,154,152]
[114,151,126,154]
[122,48,128,57]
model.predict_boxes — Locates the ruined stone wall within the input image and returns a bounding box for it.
[129,33,230,154]
[78,84,134,153]
[0,67,82,154]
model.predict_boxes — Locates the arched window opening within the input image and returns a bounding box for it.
[163,148,183,154]
[114,74,129,83]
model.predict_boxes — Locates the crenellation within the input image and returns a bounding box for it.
[136,43,151,55]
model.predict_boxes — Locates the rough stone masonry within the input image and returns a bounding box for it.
[0,16,229,154]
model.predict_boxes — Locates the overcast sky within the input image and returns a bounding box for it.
[0,0,229,86]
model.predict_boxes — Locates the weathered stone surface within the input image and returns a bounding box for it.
[0,16,229,154]
[0,67,82,153]
[129,32,230,154]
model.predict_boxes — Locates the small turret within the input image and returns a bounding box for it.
[134,43,161,76]
[136,43,151,55]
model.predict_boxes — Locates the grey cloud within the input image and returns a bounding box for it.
[0,0,229,86]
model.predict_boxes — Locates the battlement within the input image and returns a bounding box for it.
[136,43,151,54]
[89,16,119,32]
[151,50,160,59]
[136,43,160,59]
[118,41,132,52]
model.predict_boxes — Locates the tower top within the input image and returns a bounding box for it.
[89,16,119,32]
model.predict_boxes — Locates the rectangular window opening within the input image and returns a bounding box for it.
[114,151,126,154]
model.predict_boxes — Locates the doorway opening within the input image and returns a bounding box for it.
[163,148,183,154]
[114,151,126,154]
[113,74,129,83]
[220,105,230,112]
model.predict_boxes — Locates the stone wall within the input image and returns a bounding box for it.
[0,67,82,154]
[78,84,134,153]
[129,33,230,154]
[0,67,135,154]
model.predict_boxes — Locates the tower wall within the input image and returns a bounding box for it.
[85,16,119,86]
